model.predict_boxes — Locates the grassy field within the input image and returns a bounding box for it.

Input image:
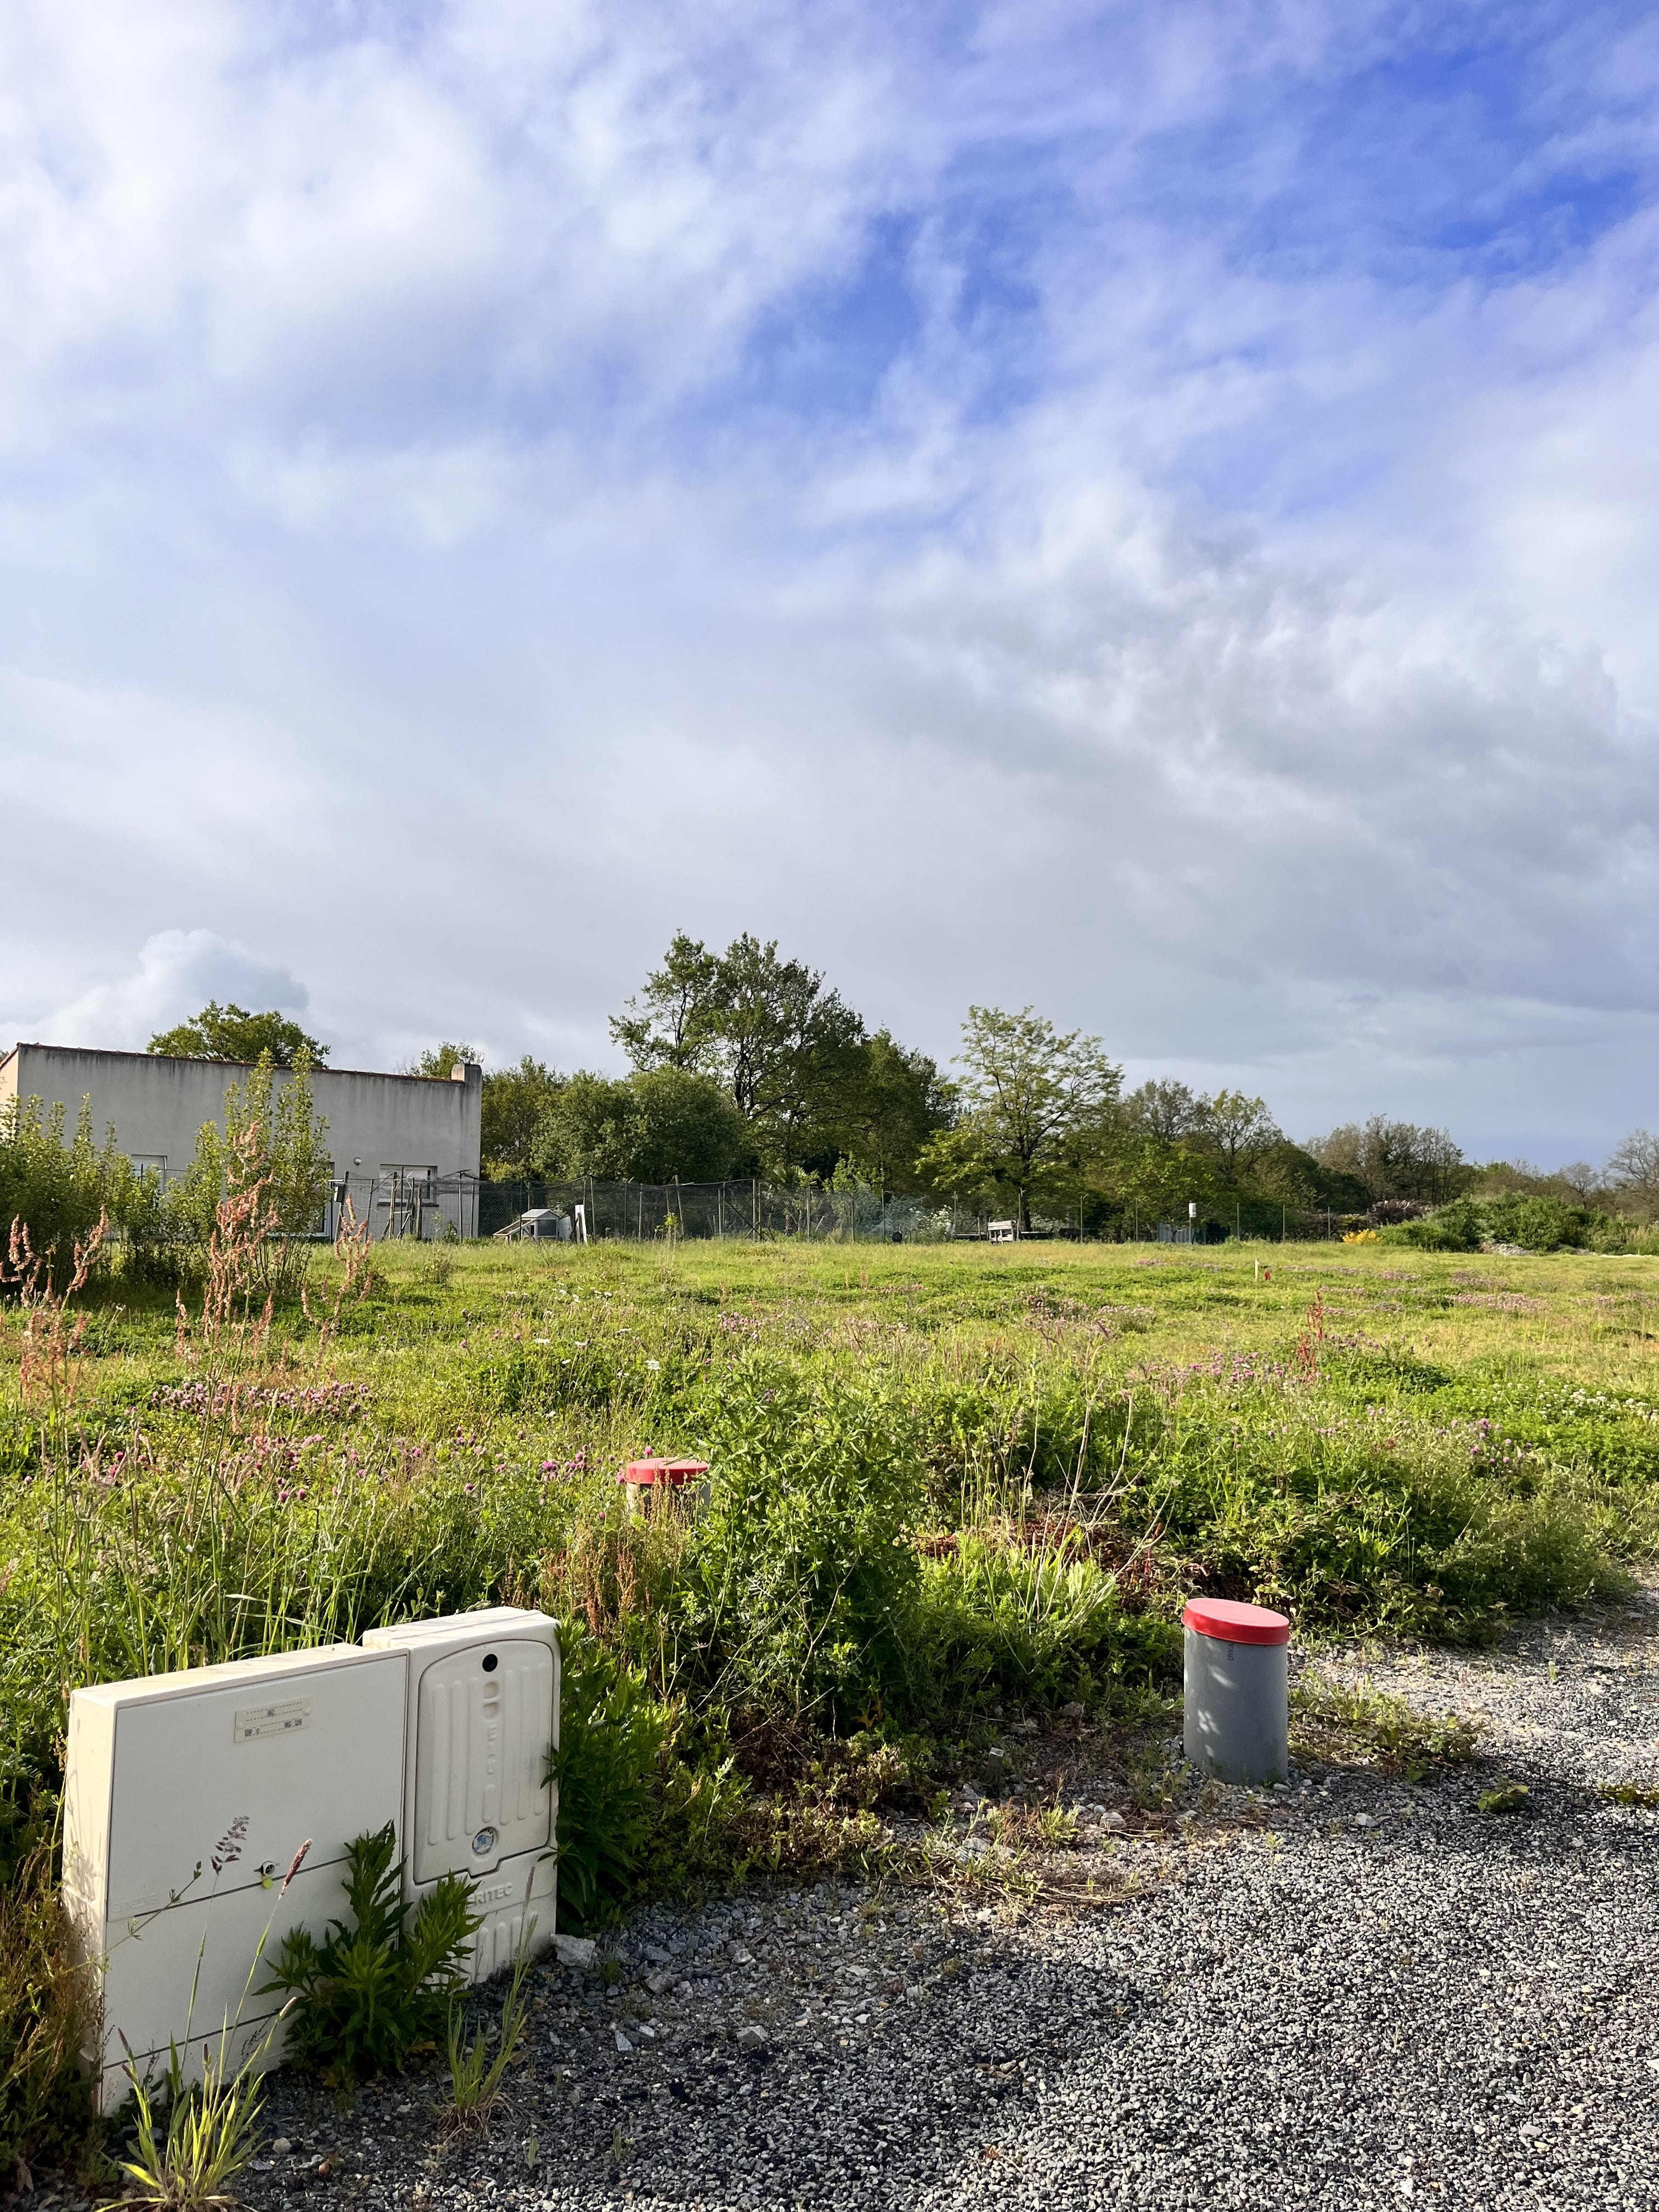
[4,1229,1659,2171]
[5,1233,1657,1812]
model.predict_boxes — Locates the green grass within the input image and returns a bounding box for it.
[6,1229,1659,2166]
[4,1240,1654,1759]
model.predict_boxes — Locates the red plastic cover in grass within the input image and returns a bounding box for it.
[1182,1596,1291,1646]
[619,1458,710,1487]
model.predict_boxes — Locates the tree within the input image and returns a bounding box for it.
[825,1031,956,1193]
[1195,1091,1282,1183]
[1607,1130,1659,1220]
[610,934,724,1073]
[1246,1139,1324,1208]
[481,1058,564,1180]
[611,933,867,1175]
[534,1069,749,1183]
[168,1049,333,1292]
[920,1006,1122,1230]
[148,1002,328,1066]
[1308,1115,1468,1205]
[1098,1131,1222,1228]
[405,1042,478,1079]
[1122,1079,1203,1143]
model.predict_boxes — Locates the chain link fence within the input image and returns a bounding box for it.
[326,1170,479,1242]
[315,1172,1373,1246]
[478,1178,965,1243]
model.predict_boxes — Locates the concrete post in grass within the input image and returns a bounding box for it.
[1182,1598,1290,1785]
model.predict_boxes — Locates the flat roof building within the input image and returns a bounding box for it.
[0,1042,482,1234]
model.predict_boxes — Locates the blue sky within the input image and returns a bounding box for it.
[2,0,1658,1161]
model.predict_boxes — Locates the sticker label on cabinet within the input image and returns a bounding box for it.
[233,1700,312,1743]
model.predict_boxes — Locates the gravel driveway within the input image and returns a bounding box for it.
[245,1595,1659,2212]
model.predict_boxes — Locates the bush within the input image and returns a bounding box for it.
[914,1536,1178,1709]
[684,1361,924,1726]
[1385,1190,1628,1254]
[1392,1198,1483,1251]
[551,1623,671,1929]
[260,1826,477,2084]
[0,1097,127,1285]
[1480,1193,1590,1251]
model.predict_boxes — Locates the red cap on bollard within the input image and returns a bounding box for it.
[619,1458,710,1488]
[1182,1597,1290,1646]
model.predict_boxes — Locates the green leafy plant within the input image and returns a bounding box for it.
[444,1930,534,2137]
[684,1359,925,1724]
[1477,1776,1531,1815]
[1290,1679,1480,1773]
[552,1624,670,1928]
[1598,1779,1659,1808]
[261,1826,478,2083]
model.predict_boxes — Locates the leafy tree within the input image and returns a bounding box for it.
[823,1031,955,1193]
[404,1042,478,1079]
[1245,1138,1325,1208]
[612,933,867,1175]
[0,1095,122,1280]
[534,1069,749,1183]
[610,934,724,1073]
[170,1051,333,1249]
[481,1058,564,1180]
[147,1002,328,1066]
[921,1006,1121,1229]
[1122,1079,1203,1142]
[1195,1090,1281,1183]
[1308,1115,1468,1205]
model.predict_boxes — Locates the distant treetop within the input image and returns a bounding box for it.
[146,1001,329,1066]
[405,1042,479,1079]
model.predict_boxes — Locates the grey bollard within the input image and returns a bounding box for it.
[1182,1598,1290,1785]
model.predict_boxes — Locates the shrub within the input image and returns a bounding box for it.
[261,1826,477,2084]
[0,1097,126,1286]
[1393,1198,1483,1251]
[913,1536,1178,1709]
[684,1361,923,1725]
[551,1623,671,1929]
[1480,1193,1589,1251]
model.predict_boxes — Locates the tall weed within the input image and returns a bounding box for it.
[0,1847,97,2178]
[683,1360,923,1725]
[550,1625,669,1929]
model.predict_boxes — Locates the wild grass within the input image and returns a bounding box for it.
[4,1228,1659,2168]
[105,2040,266,2212]
[443,1941,533,2139]
[0,1846,97,2182]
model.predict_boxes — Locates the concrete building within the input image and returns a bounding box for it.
[0,1043,482,1235]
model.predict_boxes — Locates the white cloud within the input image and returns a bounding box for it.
[0,1,1657,1159]
[7,930,312,1054]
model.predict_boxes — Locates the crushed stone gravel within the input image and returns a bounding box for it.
[238,1593,1659,2211]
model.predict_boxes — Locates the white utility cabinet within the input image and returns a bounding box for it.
[360,1606,560,1981]
[63,1645,408,2114]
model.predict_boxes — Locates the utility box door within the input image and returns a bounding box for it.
[412,1640,554,1884]
[63,1646,407,2111]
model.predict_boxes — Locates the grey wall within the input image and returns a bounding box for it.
[0,1045,482,1182]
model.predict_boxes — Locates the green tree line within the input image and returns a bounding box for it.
[428,934,1483,1231]
[12,937,1659,1268]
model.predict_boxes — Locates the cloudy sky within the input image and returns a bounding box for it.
[2,0,1657,1161]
